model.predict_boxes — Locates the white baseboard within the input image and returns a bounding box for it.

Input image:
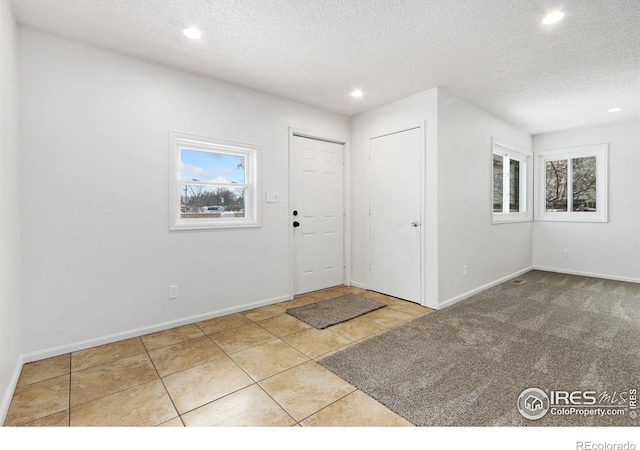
[21,294,291,363]
[350,280,367,290]
[438,266,534,310]
[532,266,640,284]
[0,354,24,425]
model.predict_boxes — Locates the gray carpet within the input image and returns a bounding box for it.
[287,294,386,329]
[319,271,640,426]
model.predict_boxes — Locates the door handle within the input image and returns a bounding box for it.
[293,221,300,228]
[411,222,420,227]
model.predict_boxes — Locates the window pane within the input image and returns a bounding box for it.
[493,154,504,213]
[572,156,597,212]
[545,160,568,212]
[180,185,247,218]
[509,159,520,212]
[180,149,246,183]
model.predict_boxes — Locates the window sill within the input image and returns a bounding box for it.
[492,214,532,224]
[534,214,608,223]
[170,220,261,231]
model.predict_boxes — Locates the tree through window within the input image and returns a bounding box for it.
[169,132,260,230]
[492,141,531,223]
[536,144,607,222]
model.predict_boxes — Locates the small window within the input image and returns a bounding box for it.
[492,141,531,223]
[535,144,607,222]
[169,132,260,230]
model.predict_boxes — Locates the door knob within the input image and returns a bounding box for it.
[293,221,300,228]
[411,221,420,227]
[293,210,298,216]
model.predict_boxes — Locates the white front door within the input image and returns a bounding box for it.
[369,127,422,303]
[292,135,345,295]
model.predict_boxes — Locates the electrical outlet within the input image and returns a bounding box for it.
[463,265,468,276]
[564,250,571,259]
[169,285,179,300]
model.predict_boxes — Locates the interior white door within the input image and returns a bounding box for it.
[292,135,344,295]
[369,127,422,303]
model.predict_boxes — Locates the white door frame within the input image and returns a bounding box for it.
[288,127,350,299]
[367,122,426,306]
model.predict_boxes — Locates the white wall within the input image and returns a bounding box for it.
[0,0,21,422]
[350,88,532,309]
[437,90,533,305]
[349,88,439,308]
[19,28,349,358]
[533,121,640,281]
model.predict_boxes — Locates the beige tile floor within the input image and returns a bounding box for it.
[3,286,432,427]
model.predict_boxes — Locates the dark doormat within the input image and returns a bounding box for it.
[286,294,386,329]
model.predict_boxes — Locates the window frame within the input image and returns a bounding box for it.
[169,131,261,231]
[534,143,608,223]
[492,140,532,224]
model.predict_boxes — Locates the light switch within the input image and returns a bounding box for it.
[266,192,280,203]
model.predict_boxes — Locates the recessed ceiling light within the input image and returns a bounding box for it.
[608,107,622,113]
[183,28,202,40]
[351,90,364,98]
[542,11,565,25]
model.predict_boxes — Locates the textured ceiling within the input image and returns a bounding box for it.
[9,0,640,134]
